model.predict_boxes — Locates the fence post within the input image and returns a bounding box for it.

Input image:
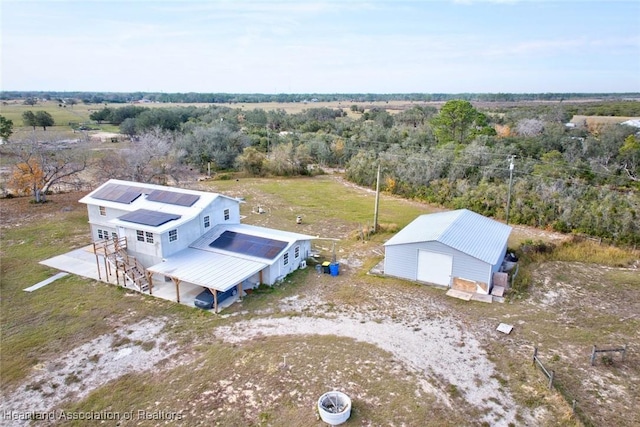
[533,347,538,365]
[572,399,577,414]
[590,345,597,366]
[549,370,555,389]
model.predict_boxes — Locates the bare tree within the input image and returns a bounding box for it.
[8,137,87,203]
[516,118,545,137]
[93,128,191,185]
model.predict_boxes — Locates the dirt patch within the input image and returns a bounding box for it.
[215,314,522,426]
[0,192,85,230]
[0,317,185,426]
[89,132,120,142]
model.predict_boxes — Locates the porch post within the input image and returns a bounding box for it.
[146,271,153,295]
[173,278,181,302]
[93,242,101,281]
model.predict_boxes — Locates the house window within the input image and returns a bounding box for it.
[145,232,154,243]
[204,215,210,228]
[136,230,145,242]
[97,229,106,240]
[99,206,106,216]
[111,232,118,240]
[283,253,289,266]
[294,245,300,259]
[224,209,230,221]
[169,229,178,242]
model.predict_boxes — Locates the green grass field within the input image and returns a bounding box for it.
[0,101,94,129]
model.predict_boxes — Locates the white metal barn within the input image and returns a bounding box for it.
[383,209,512,294]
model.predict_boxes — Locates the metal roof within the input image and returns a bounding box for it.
[191,223,315,262]
[146,248,265,292]
[208,231,288,260]
[147,223,315,292]
[384,209,512,265]
[146,189,200,207]
[79,179,241,233]
[92,183,145,204]
[118,209,181,227]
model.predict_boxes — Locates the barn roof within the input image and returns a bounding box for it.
[383,209,512,265]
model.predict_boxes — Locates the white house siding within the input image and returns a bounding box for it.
[253,240,311,285]
[385,241,492,287]
[122,228,162,267]
[213,197,242,225]
[160,218,202,259]
[87,204,128,241]
[276,241,310,280]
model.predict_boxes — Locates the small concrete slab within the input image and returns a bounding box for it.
[497,323,514,334]
[24,272,69,292]
[491,285,505,297]
[446,289,473,301]
[471,293,493,304]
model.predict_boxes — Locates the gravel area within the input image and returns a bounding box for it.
[216,293,528,427]
[0,318,182,426]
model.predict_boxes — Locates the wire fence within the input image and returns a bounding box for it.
[532,347,593,427]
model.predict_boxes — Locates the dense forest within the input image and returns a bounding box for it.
[4,95,640,245]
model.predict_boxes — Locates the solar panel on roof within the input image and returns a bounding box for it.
[92,183,144,204]
[119,209,181,227]
[209,231,287,260]
[146,190,200,207]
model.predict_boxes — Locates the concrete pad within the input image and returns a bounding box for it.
[491,285,505,297]
[40,245,242,312]
[39,245,117,284]
[471,293,493,304]
[446,289,473,301]
[24,272,69,292]
[497,323,514,334]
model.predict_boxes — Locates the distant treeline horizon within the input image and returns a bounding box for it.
[2,91,639,105]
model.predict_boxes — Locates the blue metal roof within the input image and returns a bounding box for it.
[384,209,512,265]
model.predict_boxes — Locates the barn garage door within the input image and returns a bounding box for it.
[417,250,453,286]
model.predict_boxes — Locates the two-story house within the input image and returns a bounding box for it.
[79,179,314,306]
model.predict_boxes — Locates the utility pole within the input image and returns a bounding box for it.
[373,163,381,233]
[266,125,269,154]
[506,155,515,225]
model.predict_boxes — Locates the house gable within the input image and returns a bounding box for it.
[80,179,242,265]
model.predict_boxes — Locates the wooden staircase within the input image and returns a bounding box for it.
[113,247,151,292]
[94,237,152,293]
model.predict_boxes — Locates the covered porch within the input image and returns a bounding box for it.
[39,244,263,312]
[146,247,266,312]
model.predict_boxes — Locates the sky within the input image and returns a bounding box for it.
[1,0,639,94]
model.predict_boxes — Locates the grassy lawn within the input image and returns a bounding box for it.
[1,176,638,426]
[1,101,93,129]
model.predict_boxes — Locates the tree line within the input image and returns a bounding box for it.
[3,90,640,105]
[4,99,639,245]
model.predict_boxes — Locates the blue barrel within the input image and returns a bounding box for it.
[329,263,339,276]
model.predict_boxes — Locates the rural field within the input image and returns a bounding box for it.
[1,174,638,426]
[5,98,636,136]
